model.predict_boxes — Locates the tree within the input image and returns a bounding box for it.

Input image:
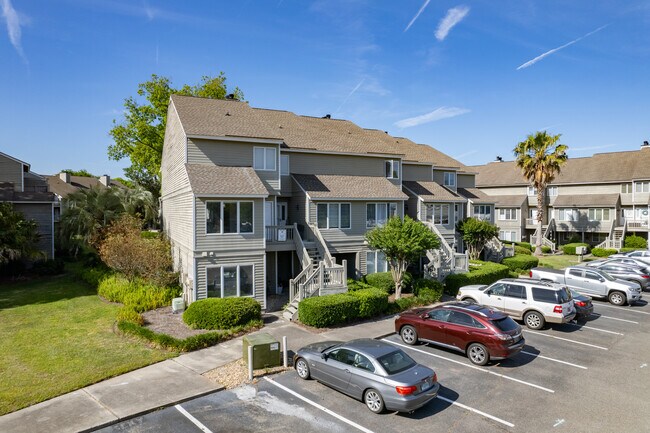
[514,131,568,256]
[0,203,42,264]
[456,218,499,260]
[108,73,244,197]
[61,169,96,178]
[365,216,439,299]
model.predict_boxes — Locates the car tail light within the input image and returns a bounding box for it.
[642,275,650,279]
[495,333,513,342]
[432,372,438,383]
[396,385,418,395]
[529,270,533,278]
[575,301,586,307]
[553,305,563,313]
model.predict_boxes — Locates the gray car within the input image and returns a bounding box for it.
[293,338,439,413]
[587,257,650,274]
[589,263,650,289]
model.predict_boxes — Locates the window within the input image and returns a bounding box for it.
[527,186,537,196]
[428,309,451,321]
[487,283,506,296]
[455,203,461,223]
[588,208,610,221]
[568,269,583,277]
[474,205,491,221]
[499,230,517,241]
[426,203,449,225]
[621,183,632,193]
[635,181,650,193]
[498,208,517,221]
[558,208,578,221]
[206,265,254,298]
[584,271,602,281]
[366,250,388,274]
[443,172,456,187]
[448,311,483,328]
[591,232,606,242]
[532,287,570,304]
[206,201,254,234]
[547,186,558,196]
[253,147,276,171]
[316,203,350,229]
[385,160,400,179]
[504,284,526,299]
[367,203,396,228]
[280,154,290,175]
[377,350,416,375]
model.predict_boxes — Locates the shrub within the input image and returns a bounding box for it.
[413,279,444,303]
[31,258,65,276]
[298,294,360,328]
[349,288,389,318]
[514,245,532,256]
[620,247,640,253]
[514,241,533,251]
[444,260,510,296]
[363,271,413,293]
[625,235,647,249]
[73,265,112,288]
[140,230,160,240]
[116,306,144,325]
[567,234,582,244]
[346,279,375,292]
[561,243,590,255]
[183,297,262,330]
[541,246,552,254]
[502,255,539,271]
[592,247,618,257]
[98,275,179,312]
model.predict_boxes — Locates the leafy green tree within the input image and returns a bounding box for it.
[514,131,568,255]
[456,218,499,260]
[61,169,96,178]
[365,216,439,299]
[108,73,244,196]
[0,203,42,264]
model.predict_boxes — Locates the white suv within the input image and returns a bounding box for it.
[456,278,576,330]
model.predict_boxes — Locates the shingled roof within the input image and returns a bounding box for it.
[457,187,495,204]
[293,174,408,200]
[185,164,269,197]
[46,175,125,198]
[403,181,466,202]
[491,195,527,207]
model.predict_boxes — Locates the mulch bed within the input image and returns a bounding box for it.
[141,306,212,340]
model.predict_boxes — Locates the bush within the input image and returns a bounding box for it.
[298,294,360,328]
[541,246,552,254]
[561,243,590,255]
[73,265,112,288]
[502,255,539,271]
[413,279,444,303]
[346,279,375,292]
[98,275,179,312]
[183,297,262,330]
[116,306,144,325]
[514,245,532,255]
[31,258,65,276]
[592,247,618,257]
[363,271,413,293]
[349,288,389,318]
[444,260,510,296]
[625,235,647,249]
[567,234,582,244]
[140,230,160,239]
[620,247,641,253]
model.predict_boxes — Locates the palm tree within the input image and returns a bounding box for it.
[514,131,568,256]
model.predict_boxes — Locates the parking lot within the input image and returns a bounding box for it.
[99,300,650,432]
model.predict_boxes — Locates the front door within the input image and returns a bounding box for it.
[277,202,287,226]
[265,201,274,241]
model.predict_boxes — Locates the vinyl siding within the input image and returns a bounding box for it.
[457,174,475,189]
[403,164,432,182]
[554,208,615,233]
[195,197,265,252]
[14,203,53,258]
[289,179,307,226]
[162,191,194,251]
[288,152,385,176]
[161,103,190,197]
[171,242,195,303]
[195,253,265,308]
[0,154,24,191]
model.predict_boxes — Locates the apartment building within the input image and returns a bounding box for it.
[160,95,486,311]
[0,151,56,259]
[470,144,650,249]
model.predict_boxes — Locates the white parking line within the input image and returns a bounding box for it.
[564,322,624,336]
[175,404,214,433]
[436,395,514,428]
[384,339,554,394]
[264,377,376,433]
[523,330,608,350]
[519,351,587,370]
[595,315,639,324]
[596,304,650,315]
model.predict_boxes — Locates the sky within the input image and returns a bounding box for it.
[2,0,650,177]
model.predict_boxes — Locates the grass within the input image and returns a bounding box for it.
[537,254,594,269]
[0,271,176,415]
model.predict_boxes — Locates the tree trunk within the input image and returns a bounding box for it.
[535,186,544,256]
[390,260,404,299]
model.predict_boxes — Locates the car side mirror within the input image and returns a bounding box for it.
[420,313,429,320]
[599,278,605,282]
[321,353,328,360]
[485,291,491,296]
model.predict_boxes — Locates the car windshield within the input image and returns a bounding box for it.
[377,350,416,375]
[491,316,519,332]
[569,289,581,298]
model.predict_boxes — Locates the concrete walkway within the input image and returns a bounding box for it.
[0,313,398,433]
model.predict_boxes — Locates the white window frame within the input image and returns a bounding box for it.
[621,183,632,193]
[498,208,518,221]
[454,203,461,223]
[426,203,449,225]
[367,202,397,228]
[280,154,290,176]
[443,172,456,187]
[558,208,579,222]
[588,208,611,222]
[205,264,255,298]
[634,181,650,193]
[316,202,351,229]
[547,186,558,196]
[527,186,537,196]
[474,205,492,221]
[366,250,388,275]
[499,230,517,242]
[385,160,400,179]
[253,147,277,171]
[205,200,254,235]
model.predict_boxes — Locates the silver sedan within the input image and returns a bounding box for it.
[293,338,439,413]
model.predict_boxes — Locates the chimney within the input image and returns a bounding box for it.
[496,156,503,162]
[59,172,70,183]
[99,175,110,187]
[642,140,650,150]
[322,114,331,119]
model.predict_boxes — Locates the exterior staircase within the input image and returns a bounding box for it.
[423,222,468,281]
[530,218,556,252]
[596,219,626,251]
[484,237,514,262]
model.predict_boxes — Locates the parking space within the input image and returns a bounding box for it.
[100,299,650,433]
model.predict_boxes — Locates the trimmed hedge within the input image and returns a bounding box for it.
[98,275,179,312]
[299,294,360,328]
[625,235,648,249]
[541,246,552,254]
[75,265,113,288]
[592,247,618,257]
[363,271,413,293]
[349,288,389,318]
[561,243,590,255]
[183,297,262,330]
[514,245,532,256]
[413,279,444,302]
[346,279,375,292]
[620,247,642,253]
[502,254,539,271]
[504,241,532,251]
[444,260,510,296]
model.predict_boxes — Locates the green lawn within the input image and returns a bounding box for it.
[0,271,176,415]
[538,254,594,269]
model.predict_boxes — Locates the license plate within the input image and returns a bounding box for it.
[421,381,431,391]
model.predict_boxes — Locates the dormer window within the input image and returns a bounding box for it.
[443,172,456,187]
[385,160,400,179]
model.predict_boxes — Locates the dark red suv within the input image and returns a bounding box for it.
[395,302,525,365]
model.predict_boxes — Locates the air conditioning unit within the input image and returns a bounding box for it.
[575,246,587,255]
[172,297,185,313]
[243,333,281,369]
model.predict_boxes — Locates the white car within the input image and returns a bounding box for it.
[456,278,576,330]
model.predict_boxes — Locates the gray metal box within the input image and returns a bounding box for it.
[242,333,281,369]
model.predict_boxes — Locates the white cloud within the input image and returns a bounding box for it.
[395,107,470,128]
[1,0,27,62]
[404,0,431,32]
[517,24,609,70]
[435,6,470,41]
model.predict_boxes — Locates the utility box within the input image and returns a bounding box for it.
[243,333,281,369]
[171,297,185,313]
[576,246,587,255]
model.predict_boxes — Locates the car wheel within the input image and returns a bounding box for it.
[461,297,477,304]
[295,358,311,380]
[608,291,626,306]
[364,388,385,414]
[524,311,545,330]
[467,343,490,366]
[400,325,418,345]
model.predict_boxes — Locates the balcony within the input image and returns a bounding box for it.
[265,225,296,251]
[627,219,649,231]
